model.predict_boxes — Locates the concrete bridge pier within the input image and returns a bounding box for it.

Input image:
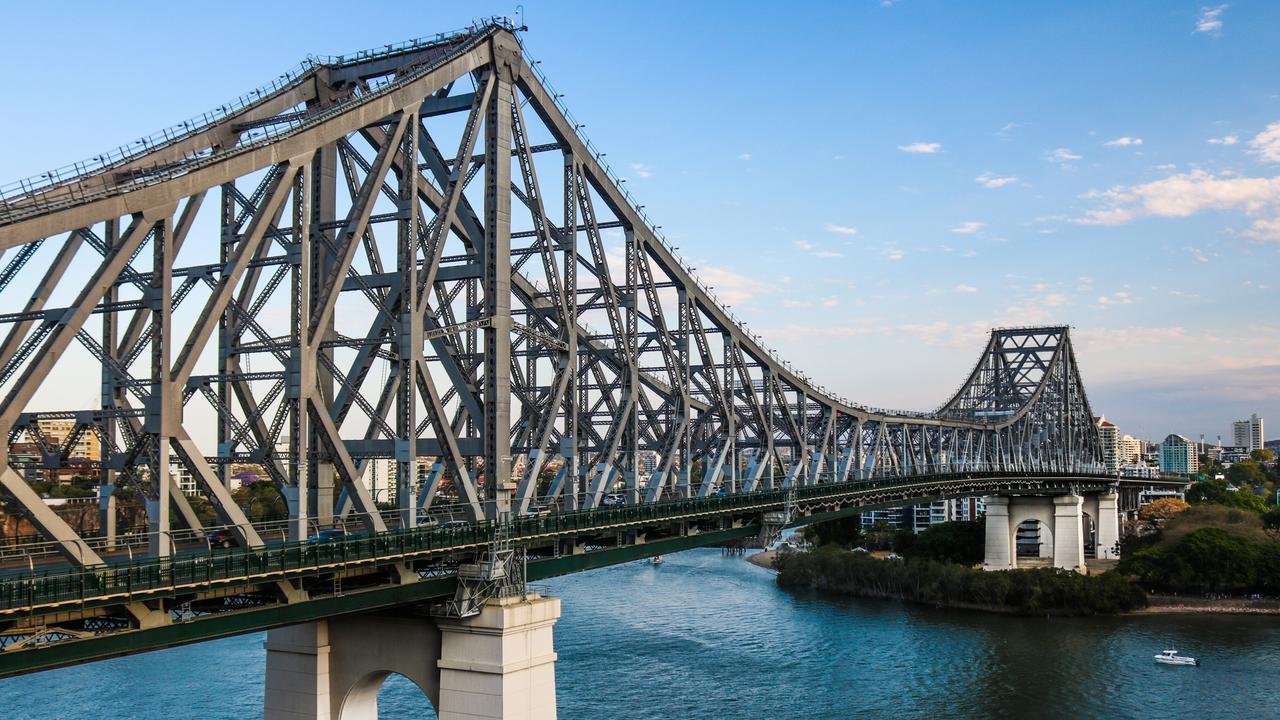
[982,490,1120,573]
[263,594,560,720]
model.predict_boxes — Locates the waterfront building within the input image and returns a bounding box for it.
[947,496,985,521]
[1118,434,1143,465]
[170,455,197,496]
[1158,434,1199,474]
[33,418,101,463]
[859,507,908,530]
[637,450,660,477]
[1120,462,1159,479]
[1095,417,1120,474]
[1232,414,1264,452]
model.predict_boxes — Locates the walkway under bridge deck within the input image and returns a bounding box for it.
[0,470,1188,678]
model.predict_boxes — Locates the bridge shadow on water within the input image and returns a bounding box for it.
[3,547,1277,719]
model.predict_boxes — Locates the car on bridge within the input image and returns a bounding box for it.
[306,529,363,544]
[603,494,625,506]
[206,529,235,549]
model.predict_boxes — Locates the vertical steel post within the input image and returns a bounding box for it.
[99,218,119,547]
[483,54,515,521]
[396,112,421,528]
[147,216,172,557]
[561,153,579,511]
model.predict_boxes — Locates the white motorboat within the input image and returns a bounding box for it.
[651,555,664,565]
[1154,649,1198,666]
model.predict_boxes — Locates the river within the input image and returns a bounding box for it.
[4,548,1277,719]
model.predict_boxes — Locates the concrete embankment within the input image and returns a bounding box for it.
[746,551,777,570]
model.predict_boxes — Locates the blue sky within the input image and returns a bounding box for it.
[1,1,1277,443]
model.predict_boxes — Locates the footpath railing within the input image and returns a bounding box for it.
[0,470,1113,614]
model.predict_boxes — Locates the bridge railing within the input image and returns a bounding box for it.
[0,19,517,224]
[0,469,1115,613]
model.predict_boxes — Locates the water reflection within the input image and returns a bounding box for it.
[4,549,1277,719]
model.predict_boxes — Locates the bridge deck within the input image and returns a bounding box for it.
[0,470,1169,678]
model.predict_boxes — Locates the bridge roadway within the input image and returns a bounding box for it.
[0,469,1166,678]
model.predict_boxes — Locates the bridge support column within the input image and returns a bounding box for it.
[1052,494,1085,573]
[264,613,442,720]
[263,595,559,720]
[1095,491,1120,559]
[435,594,561,720]
[981,496,1013,571]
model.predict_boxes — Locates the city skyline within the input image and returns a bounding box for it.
[0,2,1277,439]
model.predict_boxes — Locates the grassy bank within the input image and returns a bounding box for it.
[775,546,1148,616]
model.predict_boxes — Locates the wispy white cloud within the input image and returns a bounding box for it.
[954,284,978,294]
[1103,136,1144,148]
[898,141,941,154]
[1243,216,1280,242]
[1194,4,1228,34]
[824,223,859,236]
[794,240,815,251]
[1075,170,1280,237]
[950,221,985,234]
[883,248,905,261]
[811,250,845,258]
[1249,122,1280,163]
[693,265,777,306]
[996,122,1023,139]
[1046,147,1082,168]
[629,162,652,179]
[1094,290,1136,309]
[1184,246,1210,263]
[975,172,1018,189]
[1208,135,1239,146]
[738,152,753,161]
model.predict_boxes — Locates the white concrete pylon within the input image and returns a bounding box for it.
[435,594,561,720]
[1095,491,1120,559]
[1052,494,1085,573]
[982,496,1013,571]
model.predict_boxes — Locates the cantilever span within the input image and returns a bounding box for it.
[0,20,1123,683]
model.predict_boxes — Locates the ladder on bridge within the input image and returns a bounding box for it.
[757,487,797,548]
[431,520,527,619]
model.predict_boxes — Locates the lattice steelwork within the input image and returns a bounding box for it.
[0,20,1104,572]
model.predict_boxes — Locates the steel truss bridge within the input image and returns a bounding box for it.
[0,19,1138,677]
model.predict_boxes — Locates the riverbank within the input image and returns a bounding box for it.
[759,549,1280,616]
[774,547,1148,615]
[1138,595,1280,615]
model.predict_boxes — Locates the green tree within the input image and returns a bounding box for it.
[1262,507,1280,531]
[802,516,864,549]
[1227,460,1267,489]
[232,482,287,523]
[1250,448,1275,463]
[903,520,984,565]
[1186,479,1269,512]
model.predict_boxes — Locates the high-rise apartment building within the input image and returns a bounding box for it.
[1232,414,1264,452]
[637,450,660,477]
[1159,434,1199,475]
[1118,434,1143,465]
[1095,417,1120,474]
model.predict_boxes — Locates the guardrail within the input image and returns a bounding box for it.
[0,18,518,224]
[0,470,1113,613]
